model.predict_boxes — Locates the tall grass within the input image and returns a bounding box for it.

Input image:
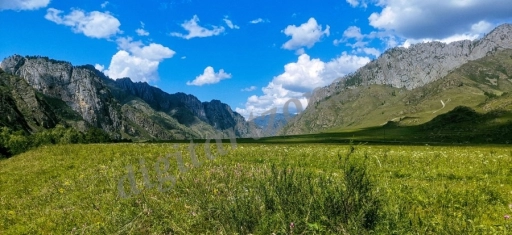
[184,145,381,234]
[1,143,512,234]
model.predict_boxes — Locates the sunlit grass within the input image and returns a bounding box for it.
[1,143,512,234]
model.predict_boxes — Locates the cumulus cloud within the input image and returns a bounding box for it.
[399,20,497,48]
[282,18,330,53]
[223,16,240,29]
[100,1,109,8]
[368,0,512,40]
[342,26,364,40]
[94,64,104,72]
[241,86,257,92]
[98,37,175,82]
[0,0,50,11]
[346,0,367,8]
[187,66,232,86]
[249,18,269,24]
[136,28,149,36]
[170,15,225,39]
[334,26,382,57]
[45,8,121,39]
[136,21,149,36]
[236,53,370,118]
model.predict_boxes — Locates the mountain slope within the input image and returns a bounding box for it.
[0,55,258,140]
[282,48,512,135]
[282,24,512,135]
[250,113,295,137]
[110,78,257,137]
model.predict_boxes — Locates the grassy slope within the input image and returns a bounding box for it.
[282,49,512,135]
[1,143,512,234]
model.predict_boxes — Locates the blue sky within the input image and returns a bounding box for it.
[1,0,512,119]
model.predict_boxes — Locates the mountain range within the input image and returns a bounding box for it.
[0,55,260,140]
[281,23,512,135]
[1,24,512,142]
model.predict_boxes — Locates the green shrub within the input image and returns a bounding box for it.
[195,145,382,234]
[85,127,111,143]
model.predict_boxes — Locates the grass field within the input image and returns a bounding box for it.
[1,142,512,234]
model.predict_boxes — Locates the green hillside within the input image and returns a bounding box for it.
[281,49,512,135]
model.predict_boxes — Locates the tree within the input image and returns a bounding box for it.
[85,128,111,143]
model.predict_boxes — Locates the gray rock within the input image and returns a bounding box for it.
[312,23,512,104]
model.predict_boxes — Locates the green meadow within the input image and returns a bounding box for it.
[1,142,512,234]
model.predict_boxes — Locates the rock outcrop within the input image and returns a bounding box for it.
[311,23,512,104]
[0,55,259,139]
[283,24,512,135]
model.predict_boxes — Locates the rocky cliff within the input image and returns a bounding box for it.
[110,78,258,137]
[311,23,512,104]
[283,23,512,135]
[0,55,258,140]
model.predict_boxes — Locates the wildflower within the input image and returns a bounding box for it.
[505,215,510,220]
[290,222,295,229]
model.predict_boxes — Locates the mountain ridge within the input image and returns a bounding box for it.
[310,23,512,105]
[0,55,259,140]
[282,23,512,135]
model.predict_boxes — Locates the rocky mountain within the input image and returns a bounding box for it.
[108,77,258,137]
[282,24,512,135]
[0,55,259,140]
[250,113,295,137]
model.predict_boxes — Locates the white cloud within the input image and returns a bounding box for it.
[100,1,109,8]
[0,0,50,11]
[334,26,382,57]
[249,18,269,24]
[94,64,104,72]
[471,20,493,34]
[343,26,364,40]
[186,66,232,86]
[273,54,327,92]
[368,0,512,40]
[399,20,495,48]
[136,21,149,36]
[136,28,149,36]
[100,37,175,82]
[295,48,305,55]
[241,86,257,92]
[282,18,330,53]
[170,15,225,39]
[361,47,381,57]
[45,8,121,39]
[346,0,367,8]
[223,16,240,29]
[236,53,370,118]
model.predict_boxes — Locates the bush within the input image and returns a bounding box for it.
[196,145,382,234]
[0,127,30,156]
[85,128,111,143]
[0,125,112,157]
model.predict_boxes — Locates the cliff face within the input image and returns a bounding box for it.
[112,78,257,137]
[311,24,512,104]
[0,68,58,132]
[282,24,512,135]
[202,99,258,137]
[1,55,122,137]
[0,55,258,139]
